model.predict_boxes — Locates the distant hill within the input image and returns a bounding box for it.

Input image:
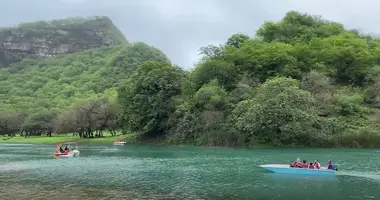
[0,16,127,67]
[0,42,169,113]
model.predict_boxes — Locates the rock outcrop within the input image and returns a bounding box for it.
[0,16,127,67]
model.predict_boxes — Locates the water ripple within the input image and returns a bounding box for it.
[1,144,380,199]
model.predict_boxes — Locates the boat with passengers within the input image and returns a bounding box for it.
[260,159,338,176]
[54,142,80,158]
[112,141,127,146]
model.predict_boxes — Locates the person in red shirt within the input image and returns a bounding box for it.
[294,158,302,168]
[313,160,321,169]
[309,163,314,169]
[301,160,308,168]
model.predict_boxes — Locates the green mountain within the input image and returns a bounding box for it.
[0,43,169,113]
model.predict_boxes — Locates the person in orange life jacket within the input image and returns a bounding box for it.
[313,160,321,169]
[309,163,314,169]
[301,160,308,168]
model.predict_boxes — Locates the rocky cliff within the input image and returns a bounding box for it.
[0,16,127,67]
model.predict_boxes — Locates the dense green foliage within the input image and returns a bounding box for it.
[119,11,380,148]
[0,42,169,137]
[0,43,168,113]
[2,11,380,148]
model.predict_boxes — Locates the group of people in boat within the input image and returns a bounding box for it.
[58,146,70,154]
[289,158,337,171]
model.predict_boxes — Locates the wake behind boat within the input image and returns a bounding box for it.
[260,164,337,176]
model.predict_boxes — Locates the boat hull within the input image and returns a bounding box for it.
[260,164,336,176]
[112,142,126,146]
[54,150,80,158]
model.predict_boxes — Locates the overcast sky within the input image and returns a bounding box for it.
[1,0,380,69]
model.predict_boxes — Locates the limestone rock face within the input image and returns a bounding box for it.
[0,16,127,67]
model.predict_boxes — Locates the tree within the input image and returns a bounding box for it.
[226,33,250,48]
[22,111,55,137]
[193,80,229,111]
[96,98,120,136]
[232,77,321,145]
[301,70,334,115]
[227,39,297,82]
[53,97,119,138]
[256,10,344,44]
[308,33,374,84]
[198,44,225,61]
[0,112,27,137]
[190,59,239,92]
[118,61,185,136]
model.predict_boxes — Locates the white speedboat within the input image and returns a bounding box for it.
[260,164,337,176]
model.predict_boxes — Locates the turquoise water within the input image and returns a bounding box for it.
[1,144,380,199]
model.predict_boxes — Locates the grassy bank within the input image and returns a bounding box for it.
[0,133,137,145]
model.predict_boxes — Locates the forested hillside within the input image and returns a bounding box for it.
[2,11,380,148]
[0,42,169,137]
[118,11,380,148]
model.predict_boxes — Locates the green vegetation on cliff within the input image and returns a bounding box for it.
[0,42,169,113]
[0,41,169,139]
[0,16,127,67]
[2,11,380,148]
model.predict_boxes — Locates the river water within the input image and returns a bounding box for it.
[0,144,380,200]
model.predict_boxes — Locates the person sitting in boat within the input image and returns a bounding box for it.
[313,160,321,169]
[301,160,308,168]
[63,146,70,154]
[290,161,296,168]
[308,163,314,169]
[294,158,302,168]
[59,146,64,153]
[327,160,337,171]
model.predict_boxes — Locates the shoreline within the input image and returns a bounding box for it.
[0,133,137,145]
[1,135,380,149]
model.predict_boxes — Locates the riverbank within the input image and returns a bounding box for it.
[1,133,377,149]
[0,133,137,145]
[0,134,276,148]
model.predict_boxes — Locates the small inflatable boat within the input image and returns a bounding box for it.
[54,142,80,158]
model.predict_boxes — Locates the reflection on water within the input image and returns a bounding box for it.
[0,144,380,200]
[0,184,180,200]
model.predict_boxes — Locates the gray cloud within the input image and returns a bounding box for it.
[1,0,380,69]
